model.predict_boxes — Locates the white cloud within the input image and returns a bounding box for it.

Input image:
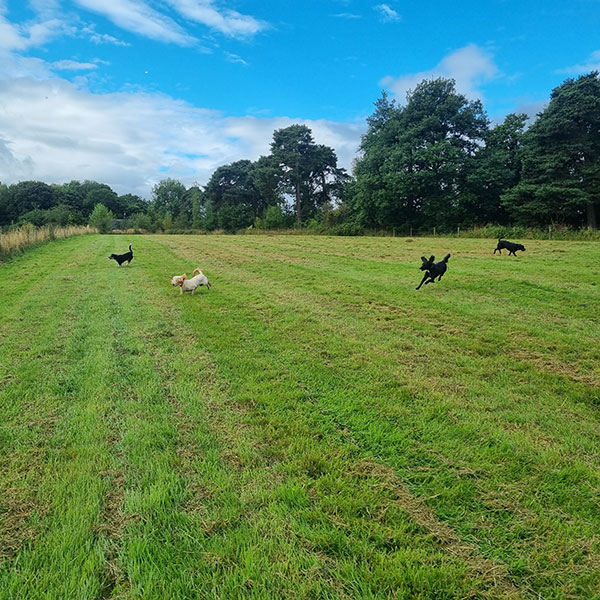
[374,4,400,23]
[513,99,548,122]
[0,48,52,78]
[51,59,99,70]
[332,13,361,19]
[0,13,69,50]
[28,0,61,14]
[27,17,72,45]
[72,0,196,46]
[71,0,266,43]
[165,0,266,38]
[558,50,600,74]
[0,16,27,50]
[224,51,248,66]
[80,23,130,46]
[0,138,34,180]
[380,44,499,102]
[0,54,364,197]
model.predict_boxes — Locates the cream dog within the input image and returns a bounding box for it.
[171,268,211,294]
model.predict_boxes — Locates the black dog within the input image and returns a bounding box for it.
[416,254,451,290]
[109,244,133,266]
[494,239,526,256]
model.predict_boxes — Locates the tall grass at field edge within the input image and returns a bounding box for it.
[0,224,96,260]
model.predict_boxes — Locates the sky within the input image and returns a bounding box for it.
[1,0,599,199]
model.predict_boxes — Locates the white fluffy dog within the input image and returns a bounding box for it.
[171,268,211,294]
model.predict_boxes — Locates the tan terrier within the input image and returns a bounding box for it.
[171,268,211,294]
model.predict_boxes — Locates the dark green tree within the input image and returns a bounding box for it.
[503,72,600,228]
[0,183,9,227]
[53,181,87,217]
[85,187,120,217]
[204,160,265,222]
[261,204,293,229]
[250,155,283,208]
[186,186,204,229]
[17,204,76,227]
[465,113,528,225]
[217,204,253,233]
[351,79,489,230]
[5,181,55,224]
[270,125,347,227]
[150,178,188,221]
[118,193,148,217]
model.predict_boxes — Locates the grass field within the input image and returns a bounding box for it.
[0,234,599,600]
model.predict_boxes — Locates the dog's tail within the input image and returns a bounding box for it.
[443,253,451,262]
[193,267,203,276]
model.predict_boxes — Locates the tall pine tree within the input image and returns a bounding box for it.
[503,72,600,228]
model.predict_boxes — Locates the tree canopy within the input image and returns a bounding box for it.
[3,72,599,233]
[503,72,600,228]
[351,78,489,230]
[270,125,348,227]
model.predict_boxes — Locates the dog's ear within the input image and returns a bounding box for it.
[429,255,435,263]
[420,256,428,263]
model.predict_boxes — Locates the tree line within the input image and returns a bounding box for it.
[2,71,599,233]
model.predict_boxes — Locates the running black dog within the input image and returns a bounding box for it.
[416,254,451,290]
[494,239,526,256]
[109,244,133,266]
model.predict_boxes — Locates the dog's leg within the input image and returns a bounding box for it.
[416,273,429,290]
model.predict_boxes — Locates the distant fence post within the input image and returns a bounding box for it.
[410,227,413,237]
[393,228,396,237]
[433,227,436,236]
[457,226,460,237]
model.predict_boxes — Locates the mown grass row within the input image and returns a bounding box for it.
[0,234,598,599]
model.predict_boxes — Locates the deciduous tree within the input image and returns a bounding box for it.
[351,79,489,230]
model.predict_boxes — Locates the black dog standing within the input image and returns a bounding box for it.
[416,254,451,290]
[109,244,133,266]
[494,239,526,256]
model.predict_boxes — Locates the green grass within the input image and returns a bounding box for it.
[0,234,599,600]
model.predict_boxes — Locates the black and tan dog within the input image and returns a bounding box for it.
[109,244,133,266]
[416,254,451,290]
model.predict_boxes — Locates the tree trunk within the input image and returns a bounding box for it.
[586,201,597,230]
[295,156,302,229]
[295,179,301,229]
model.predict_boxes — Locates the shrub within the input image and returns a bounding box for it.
[88,203,114,234]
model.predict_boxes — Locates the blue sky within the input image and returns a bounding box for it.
[1,0,599,198]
